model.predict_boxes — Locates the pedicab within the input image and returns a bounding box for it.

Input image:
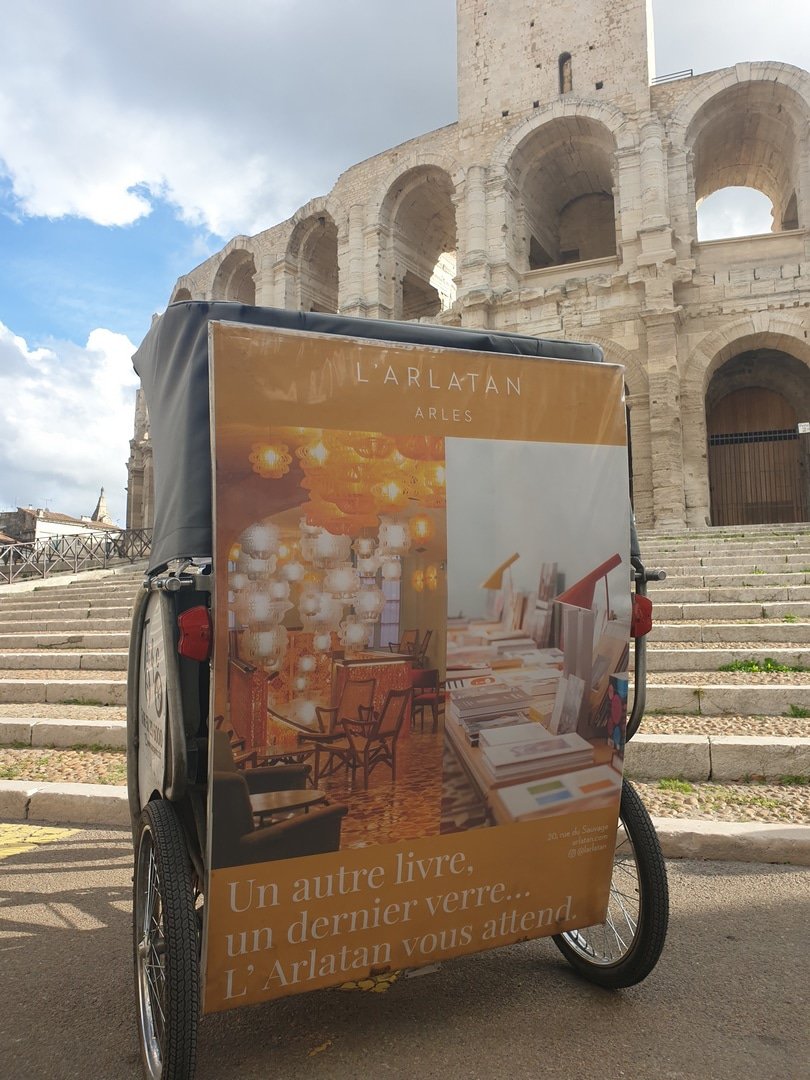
[127,301,669,1080]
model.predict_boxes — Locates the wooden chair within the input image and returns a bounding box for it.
[412,628,433,668]
[343,688,412,788]
[388,629,419,656]
[298,677,376,783]
[410,668,442,733]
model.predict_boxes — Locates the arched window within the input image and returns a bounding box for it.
[559,53,572,94]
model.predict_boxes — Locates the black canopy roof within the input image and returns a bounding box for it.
[133,301,603,572]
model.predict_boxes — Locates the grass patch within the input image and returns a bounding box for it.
[779,775,810,786]
[786,704,810,719]
[718,657,808,674]
[782,613,799,623]
[658,778,694,794]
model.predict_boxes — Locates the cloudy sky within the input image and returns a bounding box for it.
[1,0,808,526]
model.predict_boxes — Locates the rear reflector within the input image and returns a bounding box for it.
[177,605,212,661]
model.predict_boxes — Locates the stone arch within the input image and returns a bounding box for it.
[377,163,459,319]
[211,242,257,304]
[669,64,810,240]
[681,314,810,526]
[286,204,339,313]
[494,105,630,273]
[171,287,192,302]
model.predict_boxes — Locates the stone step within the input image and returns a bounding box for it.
[648,585,810,604]
[0,596,134,611]
[645,682,810,716]
[0,604,134,620]
[0,677,126,706]
[0,631,130,650]
[658,572,809,589]
[652,601,810,620]
[0,703,126,723]
[0,617,132,634]
[645,555,810,571]
[645,647,810,673]
[650,622,810,643]
[0,651,128,671]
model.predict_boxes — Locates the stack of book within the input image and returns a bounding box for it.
[498,764,621,820]
[478,725,594,786]
[448,682,534,744]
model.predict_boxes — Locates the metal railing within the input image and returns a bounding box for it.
[651,69,693,85]
[0,529,152,585]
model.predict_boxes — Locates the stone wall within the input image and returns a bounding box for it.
[128,1,810,535]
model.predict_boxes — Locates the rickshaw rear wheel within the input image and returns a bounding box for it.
[134,799,200,1080]
[552,779,668,988]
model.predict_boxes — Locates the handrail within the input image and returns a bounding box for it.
[0,529,152,584]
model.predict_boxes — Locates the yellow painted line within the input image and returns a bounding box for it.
[0,823,77,860]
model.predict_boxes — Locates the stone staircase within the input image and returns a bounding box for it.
[0,568,143,736]
[640,525,810,720]
[1,529,810,755]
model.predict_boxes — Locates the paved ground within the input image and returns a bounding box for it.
[0,825,808,1080]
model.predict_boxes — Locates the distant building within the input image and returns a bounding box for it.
[128,0,810,532]
[0,489,121,543]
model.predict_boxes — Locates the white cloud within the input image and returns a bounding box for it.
[0,321,139,525]
[1,1,808,240]
[0,0,458,238]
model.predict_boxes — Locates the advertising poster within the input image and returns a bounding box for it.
[203,321,630,1012]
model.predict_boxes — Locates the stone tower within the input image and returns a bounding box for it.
[457,0,654,132]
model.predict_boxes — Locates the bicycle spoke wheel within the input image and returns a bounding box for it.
[134,800,199,1080]
[553,779,669,988]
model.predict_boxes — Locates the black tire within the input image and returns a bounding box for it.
[553,779,668,988]
[134,800,200,1080]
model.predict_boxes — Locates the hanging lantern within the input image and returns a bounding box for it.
[228,543,242,564]
[378,517,411,557]
[249,440,292,479]
[311,529,352,566]
[288,698,319,727]
[296,439,331,468]
[298,654,317,674]
[411,568,425,593]
[340,616,370,649]
[229,571,248,592]
[243,555,275,580]
[395,435,445,461]
[246,625,288,669]
[323,563,361,600]
[240,522,281,559]
[356,553,381,576]
[353,536,376,558]
[352,432,395,461]
[425,564,440,591]
[409,513,434,545]
[280,559,306,583]
[371,478,409,513]
[312,632,333,653]
[293,675,309,693]
[381,558,402,581]
[353,585,385,621]
[298,590,322,618]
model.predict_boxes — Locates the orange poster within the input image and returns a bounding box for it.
[203,322,631,1012]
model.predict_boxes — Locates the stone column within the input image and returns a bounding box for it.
[643,312,687,529]
[458,165,492,327]
[339,204,367,316]
[639,114,668,229]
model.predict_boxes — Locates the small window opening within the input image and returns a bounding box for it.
[595,81,603,90]
[502,109,509,117]
[533,100,540,108]
[559,53,573,94]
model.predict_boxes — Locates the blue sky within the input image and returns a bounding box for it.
[1,0,808,526]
